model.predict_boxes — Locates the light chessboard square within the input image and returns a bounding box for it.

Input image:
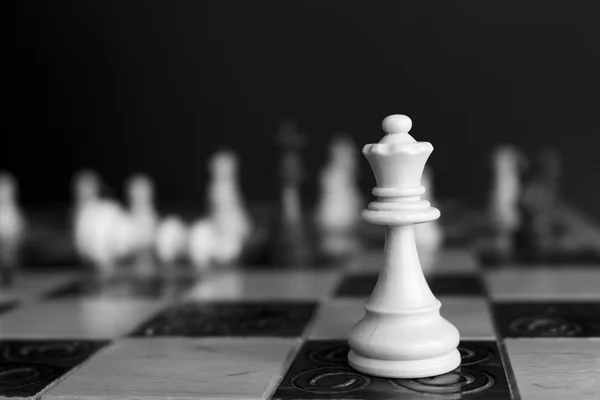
[506,338,600,400]
[184,270,340,300]
[44,338,301,400]
[485,268,600,301]
[306,296,495,340]
[0,299,165,339]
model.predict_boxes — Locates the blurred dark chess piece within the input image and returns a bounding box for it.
[18,203,81,271]
[514,148,563,263]
[268,119,315,267]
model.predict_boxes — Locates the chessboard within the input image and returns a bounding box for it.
[1,201,599,400]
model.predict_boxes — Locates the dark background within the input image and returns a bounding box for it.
[11,1,600,218]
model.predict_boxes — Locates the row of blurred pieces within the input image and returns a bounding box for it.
[482,144,600,264]
[1,117,597,284]
[0,121,376,284]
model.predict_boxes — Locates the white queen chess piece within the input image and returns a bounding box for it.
[347,114,460,378]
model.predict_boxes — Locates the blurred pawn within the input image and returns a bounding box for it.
[0,172,25,285]
[155,216,188,266]
[415,167,444,274]
[72,169,101,261]
[125,174,158,275]
[207,151,251,264]
[188,218,217,272]
[77,200,136,279]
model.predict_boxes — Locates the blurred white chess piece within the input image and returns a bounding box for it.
[316,134,362,231]
[72,169,102,261]
[315,134,363,257]
[206,150,251,264]
[72,169,101,212]
[77,199,136,278]
[188,218,217,272]
[0,172,25,274]
[415,166,444,274]
[126,174,159,274]
[489,145,525,254]
[155,216,188,265]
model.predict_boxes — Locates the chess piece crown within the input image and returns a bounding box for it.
[362,115,440,225]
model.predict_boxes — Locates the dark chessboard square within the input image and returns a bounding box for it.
[444,235,473,248]
[0,340,107,398]
[493,302,600,338]
[428,275,485,296]
[478,250,514,267]
[478,248,600,268]
[274,340,511,399]
[334,273,484,297]
[45,274,196,299]
[130,301,318,337]
[549,248,600,264]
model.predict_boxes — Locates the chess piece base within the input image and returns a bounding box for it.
[348,348,461,378]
